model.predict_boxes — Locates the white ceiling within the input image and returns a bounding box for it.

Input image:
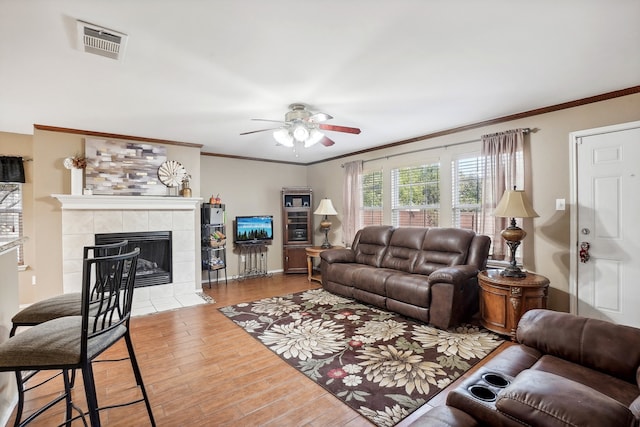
[1,1,639,164]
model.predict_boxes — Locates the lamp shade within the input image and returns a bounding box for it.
[314,198,337,216]
[494,189,539,218]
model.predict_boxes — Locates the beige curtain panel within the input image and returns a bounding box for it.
[480,129,526,260]
[342,160,363,247]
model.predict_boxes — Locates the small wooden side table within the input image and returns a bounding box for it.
[478,269,550,340]
[305,246,343,283]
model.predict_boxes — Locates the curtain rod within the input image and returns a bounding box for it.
[341,127,530,167]
[1,156,32,161]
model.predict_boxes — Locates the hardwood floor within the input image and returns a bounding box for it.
[9,273,511,426]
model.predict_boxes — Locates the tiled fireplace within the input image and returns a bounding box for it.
[95,230,173,288]
[53,195,203,316]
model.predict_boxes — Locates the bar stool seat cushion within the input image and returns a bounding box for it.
[0,316,126,368]
[11,293,82,325]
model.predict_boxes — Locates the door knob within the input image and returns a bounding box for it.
[580,242,590,263]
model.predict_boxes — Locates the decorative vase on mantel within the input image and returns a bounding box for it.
[70,168,83,195]
[64,155,87,196]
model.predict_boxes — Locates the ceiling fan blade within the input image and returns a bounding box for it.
[320,136,335,147]
[308,112,333,123]
[239,128,279,135]
[318,124,361,134]
[251,118,285,124]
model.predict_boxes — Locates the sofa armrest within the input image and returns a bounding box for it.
[320,248,355,264]
[428,265,479,288]
[496,369,636,427]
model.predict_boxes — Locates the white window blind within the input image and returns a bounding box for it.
[391,163,440,227]
[361,169,383,226]
[452,154,482,231]
[0,183,24,264]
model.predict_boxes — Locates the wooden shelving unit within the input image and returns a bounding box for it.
[281,187,312,274]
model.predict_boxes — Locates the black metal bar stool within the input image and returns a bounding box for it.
[0,247,155,426]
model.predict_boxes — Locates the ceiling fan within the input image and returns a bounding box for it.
[240,103,361,148]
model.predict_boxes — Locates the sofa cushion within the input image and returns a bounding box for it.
[517,309,640,384]
[381,227,427,272]
[531,354,640,407]
[353,267,395,294]
[385,273,430,307]
[353,225,394,267]
[414,228,475,275]
[496,369,637,427]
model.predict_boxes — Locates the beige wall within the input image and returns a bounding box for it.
[9,129,202,304]
[199,156,308,278]
[308,92,640,313]
[2,92,639,308]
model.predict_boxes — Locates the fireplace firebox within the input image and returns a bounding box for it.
[95,231,172,287]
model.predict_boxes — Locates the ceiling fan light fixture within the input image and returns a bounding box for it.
[273,128,294,147]
[292,124,309,142]
[304,129,325,148]
[243,103,361,153]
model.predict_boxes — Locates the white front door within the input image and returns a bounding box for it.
[570,121,640,327]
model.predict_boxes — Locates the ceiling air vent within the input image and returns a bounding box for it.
[77,20,128,61]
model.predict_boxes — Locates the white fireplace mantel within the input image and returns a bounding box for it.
[52,194,202,210]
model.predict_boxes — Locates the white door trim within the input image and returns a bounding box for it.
[569,120,640,315]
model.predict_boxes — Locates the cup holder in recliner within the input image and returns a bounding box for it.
[467,372,511,402]
[482,372,510,388]
[468,384,497,402]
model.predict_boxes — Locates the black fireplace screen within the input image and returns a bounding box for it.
[95,231,172,287]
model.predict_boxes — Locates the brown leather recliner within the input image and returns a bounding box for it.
[430,309,640,426]
[320,225,491,329]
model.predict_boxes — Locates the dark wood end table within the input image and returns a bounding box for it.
[478,269,550,340]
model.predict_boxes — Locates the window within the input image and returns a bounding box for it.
[361,169,383,226]
[452,154,482,231]
[0,183,24,264]
[353,138,528,263]
[391,163,440,227]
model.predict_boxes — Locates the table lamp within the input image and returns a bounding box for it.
[493,187,539,278]
[314,198,338,248]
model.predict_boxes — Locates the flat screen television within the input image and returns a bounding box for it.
[234,215,274,243]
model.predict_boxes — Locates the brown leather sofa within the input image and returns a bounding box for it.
[413,309,640,426]
[319,225,491,329]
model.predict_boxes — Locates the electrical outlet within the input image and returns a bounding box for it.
[32,275,36,285]
[556,199,566,211]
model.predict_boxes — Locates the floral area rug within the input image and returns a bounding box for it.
[219,289,503,427]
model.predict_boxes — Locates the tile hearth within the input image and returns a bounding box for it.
[132,292,211,316]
